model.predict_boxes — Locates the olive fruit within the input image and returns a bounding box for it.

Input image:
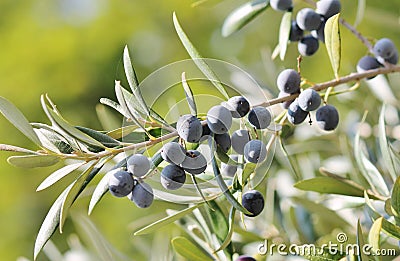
[373,38,397,59]
[287,99,308,125]
[176,114,202,143]
[214,133,231,153]
[180,150,208,174]
[242,190,265,217]
[243,140,267,163]
[248,106,272,129]
[161,164,186,190]
[129,181,154,208]
[207,105,232,134]
[108,170,134,197]
[289,20,304,42]
[296,8,323,31]
[316,105,339,131]
[226,96,250,118]
[298,35,319,56]
[270,0,293,12]
[231,129,250,155]
[298,89,321,112]
[277,69,301,94]
[316,0,341,19]
[161,142,186,165]
[356,56,381,79]
[127,154,151,177]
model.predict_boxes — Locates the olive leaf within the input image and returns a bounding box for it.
[34,185,71,260]
[294,176,366,198]
[324,13,341,79]
[123,45,150,116]
[36,162,85,191]
[7,155,60,168]
[368,217,382,255]
[354,122,390,197]
[364,191,400,240]
[41,95,105,149]
[211,149,252,215]
[379,104,397,182]
[0,96,42,146]
[134,204,202,235]
[181,72,197,116]
[213,207,235,253]
[114,81,151,137]
[171,236,214,261]
[356,220,369,261]
[173,12,230,99]
[221,0,269,37]
[59,160,103,232]
[278,11,292,61]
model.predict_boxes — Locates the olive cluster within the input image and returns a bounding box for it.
[108,154,154,208]
[107,95,270,215]
[357,38,399,78]
[277,69,339,131]
[270,0,341,56]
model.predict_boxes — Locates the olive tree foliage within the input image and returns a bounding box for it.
[1,0,400,260]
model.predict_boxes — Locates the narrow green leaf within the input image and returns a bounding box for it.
[379,104,397,182]
[292,197,350,229]
[59,161,100,232]
[354,0,366,27]
[32,124,76,153]
[123,46,150,115]
[120,82,171,128]
[216,146,240,166]
[36,162,85,191]
[120,82,147,119]
[75,126,120,148]
[214,207,235,253]
[7,155,59,168]
[294,176,366,198]
[221,0,269,37]
[211,152,252,215]
[88,170,115,215]
[324,13,341,79]
[106,125,139,140]
[0,96,41,146]
[173,12,229,99]
[114,81,151,137]
[356,220,369,261]
[41,95,105,148]
[34,185,71,260]
[95,104,121,131]
[0,144,38,154]
[368,217,382,255]
[208,201,228,243]
[171,236,214,261]
[181,72,197,116]
[71,213,130,261]
[191,174,213,210]
[279,12,292,61]
[355,124,389,197]
[364,191,400,240]
[134,204,202,235]
[99,97,129,118]
[241,162,256,186]
[392,176,400,219]
[278,137,300,181]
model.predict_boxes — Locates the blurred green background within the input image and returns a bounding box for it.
[0,0,399,260]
